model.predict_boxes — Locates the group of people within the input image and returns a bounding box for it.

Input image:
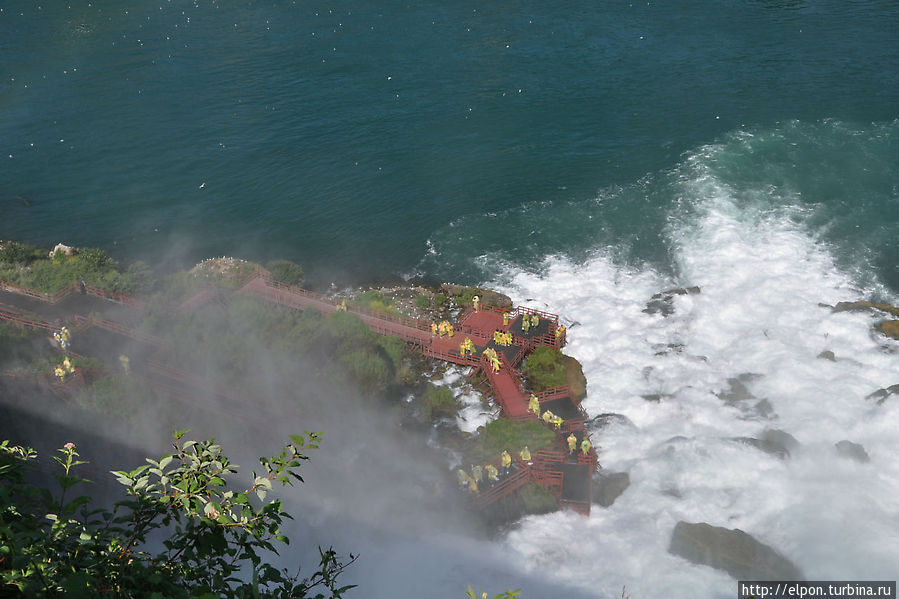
[492,330,513,346]
[53,326,71,351]
[529,393,593,455]
[458,337,476,356]
[481,347,502,373]
[520,313,539,333]
[567,432,593,457]
[431,320,455,338]
[52,327,74,382]
[53,356,75,382]
[458,446,533,495]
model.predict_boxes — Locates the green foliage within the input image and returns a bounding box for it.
[0,241,41,265]
[266,260,305,287]
[377,335,405,370]
[518,483,558,514]
[0,245,151,294]
[354,290,395,315]
[414,294,430,309]
[416,384,459,422]
[73,374,156,424]
[423,384,457,416]
[0,433,356,598]
[522,347,567,391]
[339,350,390,392]
[473,419,555,463]
[433,293,446,307]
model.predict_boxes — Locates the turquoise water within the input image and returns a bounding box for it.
[3,3,899,598]
[2,0,897,289]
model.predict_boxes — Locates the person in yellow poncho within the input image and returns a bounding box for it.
[520,446,531,463]
[581,438,593,456]
[500,450,512,475]
[528,394,540,416]
[567,433,577,454]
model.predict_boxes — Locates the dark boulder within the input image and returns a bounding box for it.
[669,521,804,581]
[835,440,870,463]
[643,286,701,317]
[733,429,799,459]
[866,384,899,405]
[594,471,630,507]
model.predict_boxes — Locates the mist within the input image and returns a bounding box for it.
[0,244,598,599]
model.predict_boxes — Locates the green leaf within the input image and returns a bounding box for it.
[173,428,190,440]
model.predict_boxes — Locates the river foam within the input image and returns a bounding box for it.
[489,170,899,598]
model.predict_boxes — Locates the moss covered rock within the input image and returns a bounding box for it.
[879,320,899,340]
[669,521,804,581]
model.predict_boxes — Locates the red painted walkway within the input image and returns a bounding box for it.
[1,271,596,514]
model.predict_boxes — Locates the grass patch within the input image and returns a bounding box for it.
[522,346,567,391]
[519,482,558,514]
[472,418,556,464]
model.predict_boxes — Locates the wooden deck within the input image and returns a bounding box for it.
[0,271,597,515]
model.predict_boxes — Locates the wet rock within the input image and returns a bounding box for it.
[641,393,664,403]
[752,399,776,419]
[594,471,630,507]
[817,350,836,361]
[716,375,760,404]
[880,320,899,340]
[832,301,899,318]
[588,413,636,432]
[865,384,899,405]
[49,243,76,258]
[835,440,870,463]
[733,429,799,459]
[561,354,587,400]
[643,286,701,316]
[669,521,804,581]
[440,283,512,310]
[652,343,685,356]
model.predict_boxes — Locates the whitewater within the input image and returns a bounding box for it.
[480,141,899,598]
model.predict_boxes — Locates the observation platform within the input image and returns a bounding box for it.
[0,271,596,515]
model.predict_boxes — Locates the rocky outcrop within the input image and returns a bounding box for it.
[440,283,512,310]
[594,471,630,507]
[817,350,836,361]
[643,286,701,317]
[669,521,804,581]
[588,413,636,433]
[49,243,76,258]
[832,301,899,318]
[562,354,587,400]
[831,301,899,341]
[835,440,870,463]
[880,321,899,340]
[716,375,761,404]
[865,384,899,405]
[733,429,799,459]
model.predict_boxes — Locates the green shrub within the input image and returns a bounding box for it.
[0,241,41,265]
[355,290,395,314]
[266,259,305,287]
[0,433,355,598]
[415,293,430,309]
[377,335,406,370]
[339,350,390,392]
[326,311,377,348]
[519,482,558,514]
[522,346,567,391]
[474,419,555,463]
[74,374,154,424]
[423,384,458,416]
[433,293,446,307]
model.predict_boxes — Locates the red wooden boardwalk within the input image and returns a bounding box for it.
[0,272,597,515]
